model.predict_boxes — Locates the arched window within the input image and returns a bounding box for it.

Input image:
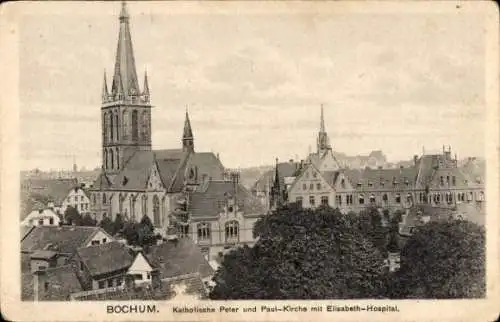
[358,194,364,205]
[369,194,376,204]
[197,222,211,241]
[130,197,136,221]
[140,111,148,141]
[110,148,114,170]
[103,112,108,143]
[114,113,119,141]
[131,110,139,141]
[395,193,401,203]
[115,149,119,170]
[446,192,453,204]
[104,149,108,170]
[122,110,129,140]
[153,195,160,227]
[109,112,114,142]
[102,193,107,205]
[382,194,388,202]
[119,194,125,214]
[142,195,148,217]
[407,193,412,203]
[225,220,239,242]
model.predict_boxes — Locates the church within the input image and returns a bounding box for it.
[89,3,228,236]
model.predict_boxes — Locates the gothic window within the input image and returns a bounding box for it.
[131,110,139,141]
[153,195,160,227]
[197,222,211,241]
[142,195,148,217]
[102,194,107,205]
[122,110,129,139]
[109,112,114,142]
[358,194,365,205]
[395,193,401,203]
[130,197,136,221]
[115,149,119,170]
[104,149,108,170]
[114,113,119,141]
[140,111,148,141]
[225,220,239,242]
[110,149,114,170]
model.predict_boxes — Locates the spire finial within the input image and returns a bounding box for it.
[120,1,129,21]
[102,69,109,102]
[320,104,325,132]
[143,69,150,97]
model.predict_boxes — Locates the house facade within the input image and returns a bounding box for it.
[21,209,61,227]
[61,187,91,216]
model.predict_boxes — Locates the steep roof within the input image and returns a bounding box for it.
[187,152,225,185]
[147,239,214,279]
[26,178,78,205]
[190,180,266,217]
[76,241,134,277]
[21,265,83,301]
[21,226,103,255]
[252,162,300,191]
[344,167,418,191]
[91,171,112,190]
[111,150,155,191]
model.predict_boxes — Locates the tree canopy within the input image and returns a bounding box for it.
[64,206,82,226]
[389,220,485,299]
[210,204,387,299]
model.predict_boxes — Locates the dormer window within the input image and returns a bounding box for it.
[368,181,373,188]
[340,179,345,188]
[357,183,362,188]
[440,176,444,186]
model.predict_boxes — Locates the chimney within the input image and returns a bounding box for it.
[33,269,47,301]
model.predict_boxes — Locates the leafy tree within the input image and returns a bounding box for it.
[113,213,125,235]
[354,207,389,254]
[81,214,97,226]
[140,215,154,234]
[64,206,82,226]
[390,219,485,299]
[123,222,140,246]
[99,216,114,235]
[211,204,387,299]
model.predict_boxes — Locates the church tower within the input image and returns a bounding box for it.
[317,104,331,156]
[101,2,152,177]
[182,109,194,153]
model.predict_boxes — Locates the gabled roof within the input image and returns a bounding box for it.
[21,226,104,255]
[187,152,225,185]
[21,265,83,301]
[111,150,155,191]
[147,239,214,279]
[91,171,112,190]
[252,162,301,191]
[76,241,134,277]
[25,178,78,205]
[190,180,266,217]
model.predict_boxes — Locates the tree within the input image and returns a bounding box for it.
[390,219,485,299]
[99,216,114,235]
[64,206,82,226]
[139,215,154,234]
[81,214,97,226]
[113,213,125,235]
[353,207,389,255]
[211,204,387,299]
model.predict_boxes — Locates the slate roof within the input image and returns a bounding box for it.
[21,226,103,255]
[21,265,83,301]
[147,239,214,279]
[25,178,78,205]
[187,152,225,184]
[91,171,112,190]
[111,150,155,191]
[76,241,134,277]
[190,180,267,217]
[342,167,418,191]
[252,162,301,192]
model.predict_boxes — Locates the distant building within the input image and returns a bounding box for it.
[21,178,78,215]
[61,186,91,216]
[21,209,61,227]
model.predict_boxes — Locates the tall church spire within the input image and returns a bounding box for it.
[143,69,150,96]
[182,108,194,153]
[111,1,140,99]
[102,70,109,102]
[320,104,326,133]
[317,104,331,155]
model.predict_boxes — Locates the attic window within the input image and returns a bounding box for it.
[122,176,129,186]
[340,179,345,188]
[368,181,373,187]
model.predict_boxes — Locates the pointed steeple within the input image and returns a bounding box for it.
[273,158,280,191]
[102,70,109,102]
[143,69,150,96]
[182,108,194,152]
[320,103,326,133]
[270,158,283,209]
[111,1,140,99]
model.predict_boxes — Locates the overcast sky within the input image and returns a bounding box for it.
[19,2,487,171]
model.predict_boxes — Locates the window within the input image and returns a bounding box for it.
[178,225,189,238]
[370,194,376,204]
[44,282,49,292]
[302,184,307,190]
[147,273,151,280]
[335,195,341,206]
[452,176,456,186]
[477,191,485,202]
[346,194,353,205]
[108,279,113,288]
[321,196,329,206]
[440,176,444,186]
[446,176,450,185]
[91,240,100,246]
[316,183,321,190]
[38,219,44,226]
[133,274,143,280]
[103,194,107,205]
[368,181,373,188]
[395,193,401,203]
[295,196,303,207]
[358,194,364,205]
[81,196,84,202]
[102,238,107,244]
[309,196,316,207]
[407,193,412,203]
[116,277,123,286]
[80,261,84,271]
[197,222,211,241]
[225,221,239,242]
[49,218,54,225]
[313,172,317,178]
[467,191,473,202]
[309,183,314,190]
[98,281,105,289]
[340,179,346,189]
[446,192,453,204]
[382,194,388,203]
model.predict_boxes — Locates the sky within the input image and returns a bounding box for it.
[19,2,488,171]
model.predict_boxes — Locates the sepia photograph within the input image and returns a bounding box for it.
[1,0,499,321]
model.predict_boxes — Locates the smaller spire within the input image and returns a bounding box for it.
[320,104,326,133]
[143,69,150,97]
[102,70,109,102]
[182,108,194,152]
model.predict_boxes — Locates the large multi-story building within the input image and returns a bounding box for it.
[267,107,486,224]
[89,3,266,248]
